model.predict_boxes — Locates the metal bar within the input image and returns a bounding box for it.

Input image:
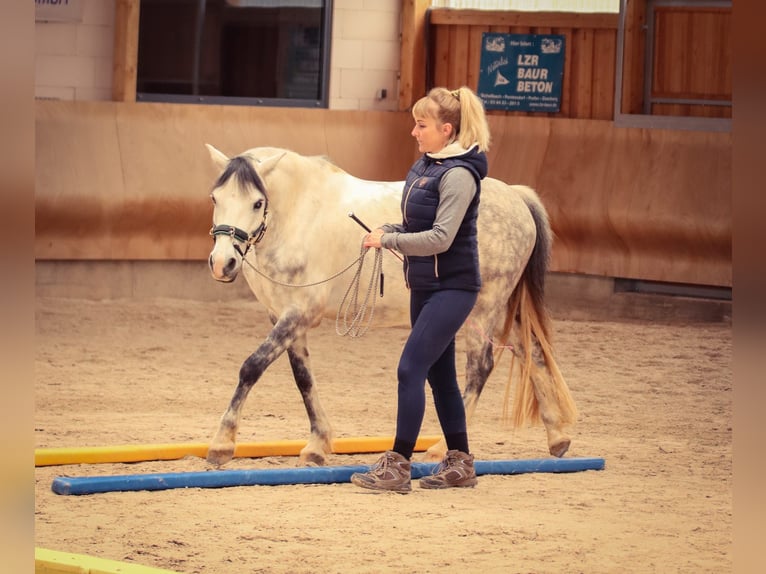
[192,0,206,96]
[651,0,730,7]
[612,0,627,120]
[649,97,731,106]
[643,0,656,115]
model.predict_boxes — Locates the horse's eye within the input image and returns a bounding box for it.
[254,199,263,210]
[210,195,216,205]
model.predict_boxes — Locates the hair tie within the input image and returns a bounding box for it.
[450,89,460,100]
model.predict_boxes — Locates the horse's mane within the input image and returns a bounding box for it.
[213,155,267,196]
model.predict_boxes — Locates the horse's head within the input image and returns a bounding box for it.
[205,144,285,282]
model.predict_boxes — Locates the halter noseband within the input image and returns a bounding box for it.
[209,207,268,258]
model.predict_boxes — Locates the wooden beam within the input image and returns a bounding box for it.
[399,0,431,110]
[112,0,140,102]
[429,9,619,30]
[620,0,647,114]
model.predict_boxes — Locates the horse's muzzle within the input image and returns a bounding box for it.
[209,253,239,283]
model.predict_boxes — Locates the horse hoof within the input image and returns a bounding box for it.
[549,438,571,458]
[299,451,326,466]
[206,445,235,467]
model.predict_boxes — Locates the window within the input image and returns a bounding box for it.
[136,0,332,107]
[614,0,731,131]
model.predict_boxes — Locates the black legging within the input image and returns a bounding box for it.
[392,288,478,459]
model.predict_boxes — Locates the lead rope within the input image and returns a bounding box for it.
[239,240,384,338]
[242,251,364,288]
[335,243,384,338]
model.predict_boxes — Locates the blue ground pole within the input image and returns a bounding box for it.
[51,457,605,495]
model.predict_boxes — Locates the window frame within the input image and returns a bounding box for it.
[613,0,732,132]
[134,0,334,109]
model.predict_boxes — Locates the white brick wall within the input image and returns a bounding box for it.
[34,0,402,111]
[35,0,116,101]
[330,0,400,111]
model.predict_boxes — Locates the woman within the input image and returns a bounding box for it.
[350,86,491,493]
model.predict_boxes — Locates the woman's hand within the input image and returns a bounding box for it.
[363,228,385,249]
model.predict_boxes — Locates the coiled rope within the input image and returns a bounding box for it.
[335,244,384,338]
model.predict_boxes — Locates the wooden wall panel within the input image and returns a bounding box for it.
[650,6,732,118]
[35,101,731,287]
[552,28,570,118]
[619,2,732,118]
[569,28,593,118]
[428,10,619,120]
[486,117,731,287]
[432,25,450,88]
[450,26,468,87]
[466,26,485,90]
[424,5,730,121]
[620,0,647,115]
[653,7,732,99]
[591,29,616,119]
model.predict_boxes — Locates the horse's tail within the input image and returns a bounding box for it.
[500,186,578,428]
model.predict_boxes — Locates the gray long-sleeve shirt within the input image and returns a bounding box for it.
[379,167,477,257]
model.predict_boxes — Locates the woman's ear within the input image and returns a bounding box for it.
[442,122,454,139]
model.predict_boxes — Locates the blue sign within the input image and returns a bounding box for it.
[478,33,565,112]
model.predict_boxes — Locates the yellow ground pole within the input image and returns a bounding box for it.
[35,547,180,574]
[35,436,441,467]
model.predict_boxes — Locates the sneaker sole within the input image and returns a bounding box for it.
[350,476,411,493]
[419,479,477,490]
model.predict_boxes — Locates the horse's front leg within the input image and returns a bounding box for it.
[286,332,334,466]
[206,311,306,467]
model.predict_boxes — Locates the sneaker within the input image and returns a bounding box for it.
[350,451,411,493]
[419,449,477,489]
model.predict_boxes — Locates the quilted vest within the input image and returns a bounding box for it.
[401,147,487,291]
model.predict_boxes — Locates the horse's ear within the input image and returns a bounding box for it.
[205,144,230,172]
[256,151,288,175]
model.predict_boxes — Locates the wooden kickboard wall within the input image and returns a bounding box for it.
[35,101,731,287]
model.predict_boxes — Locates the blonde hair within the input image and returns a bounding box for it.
[412,86,491,152]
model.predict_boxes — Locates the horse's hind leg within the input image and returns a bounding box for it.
[516,337,572,458]
[424,339,495,462]
[533,359,571,457]
[286,333,334,466]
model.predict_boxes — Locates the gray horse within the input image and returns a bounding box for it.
[204,144,577,466]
